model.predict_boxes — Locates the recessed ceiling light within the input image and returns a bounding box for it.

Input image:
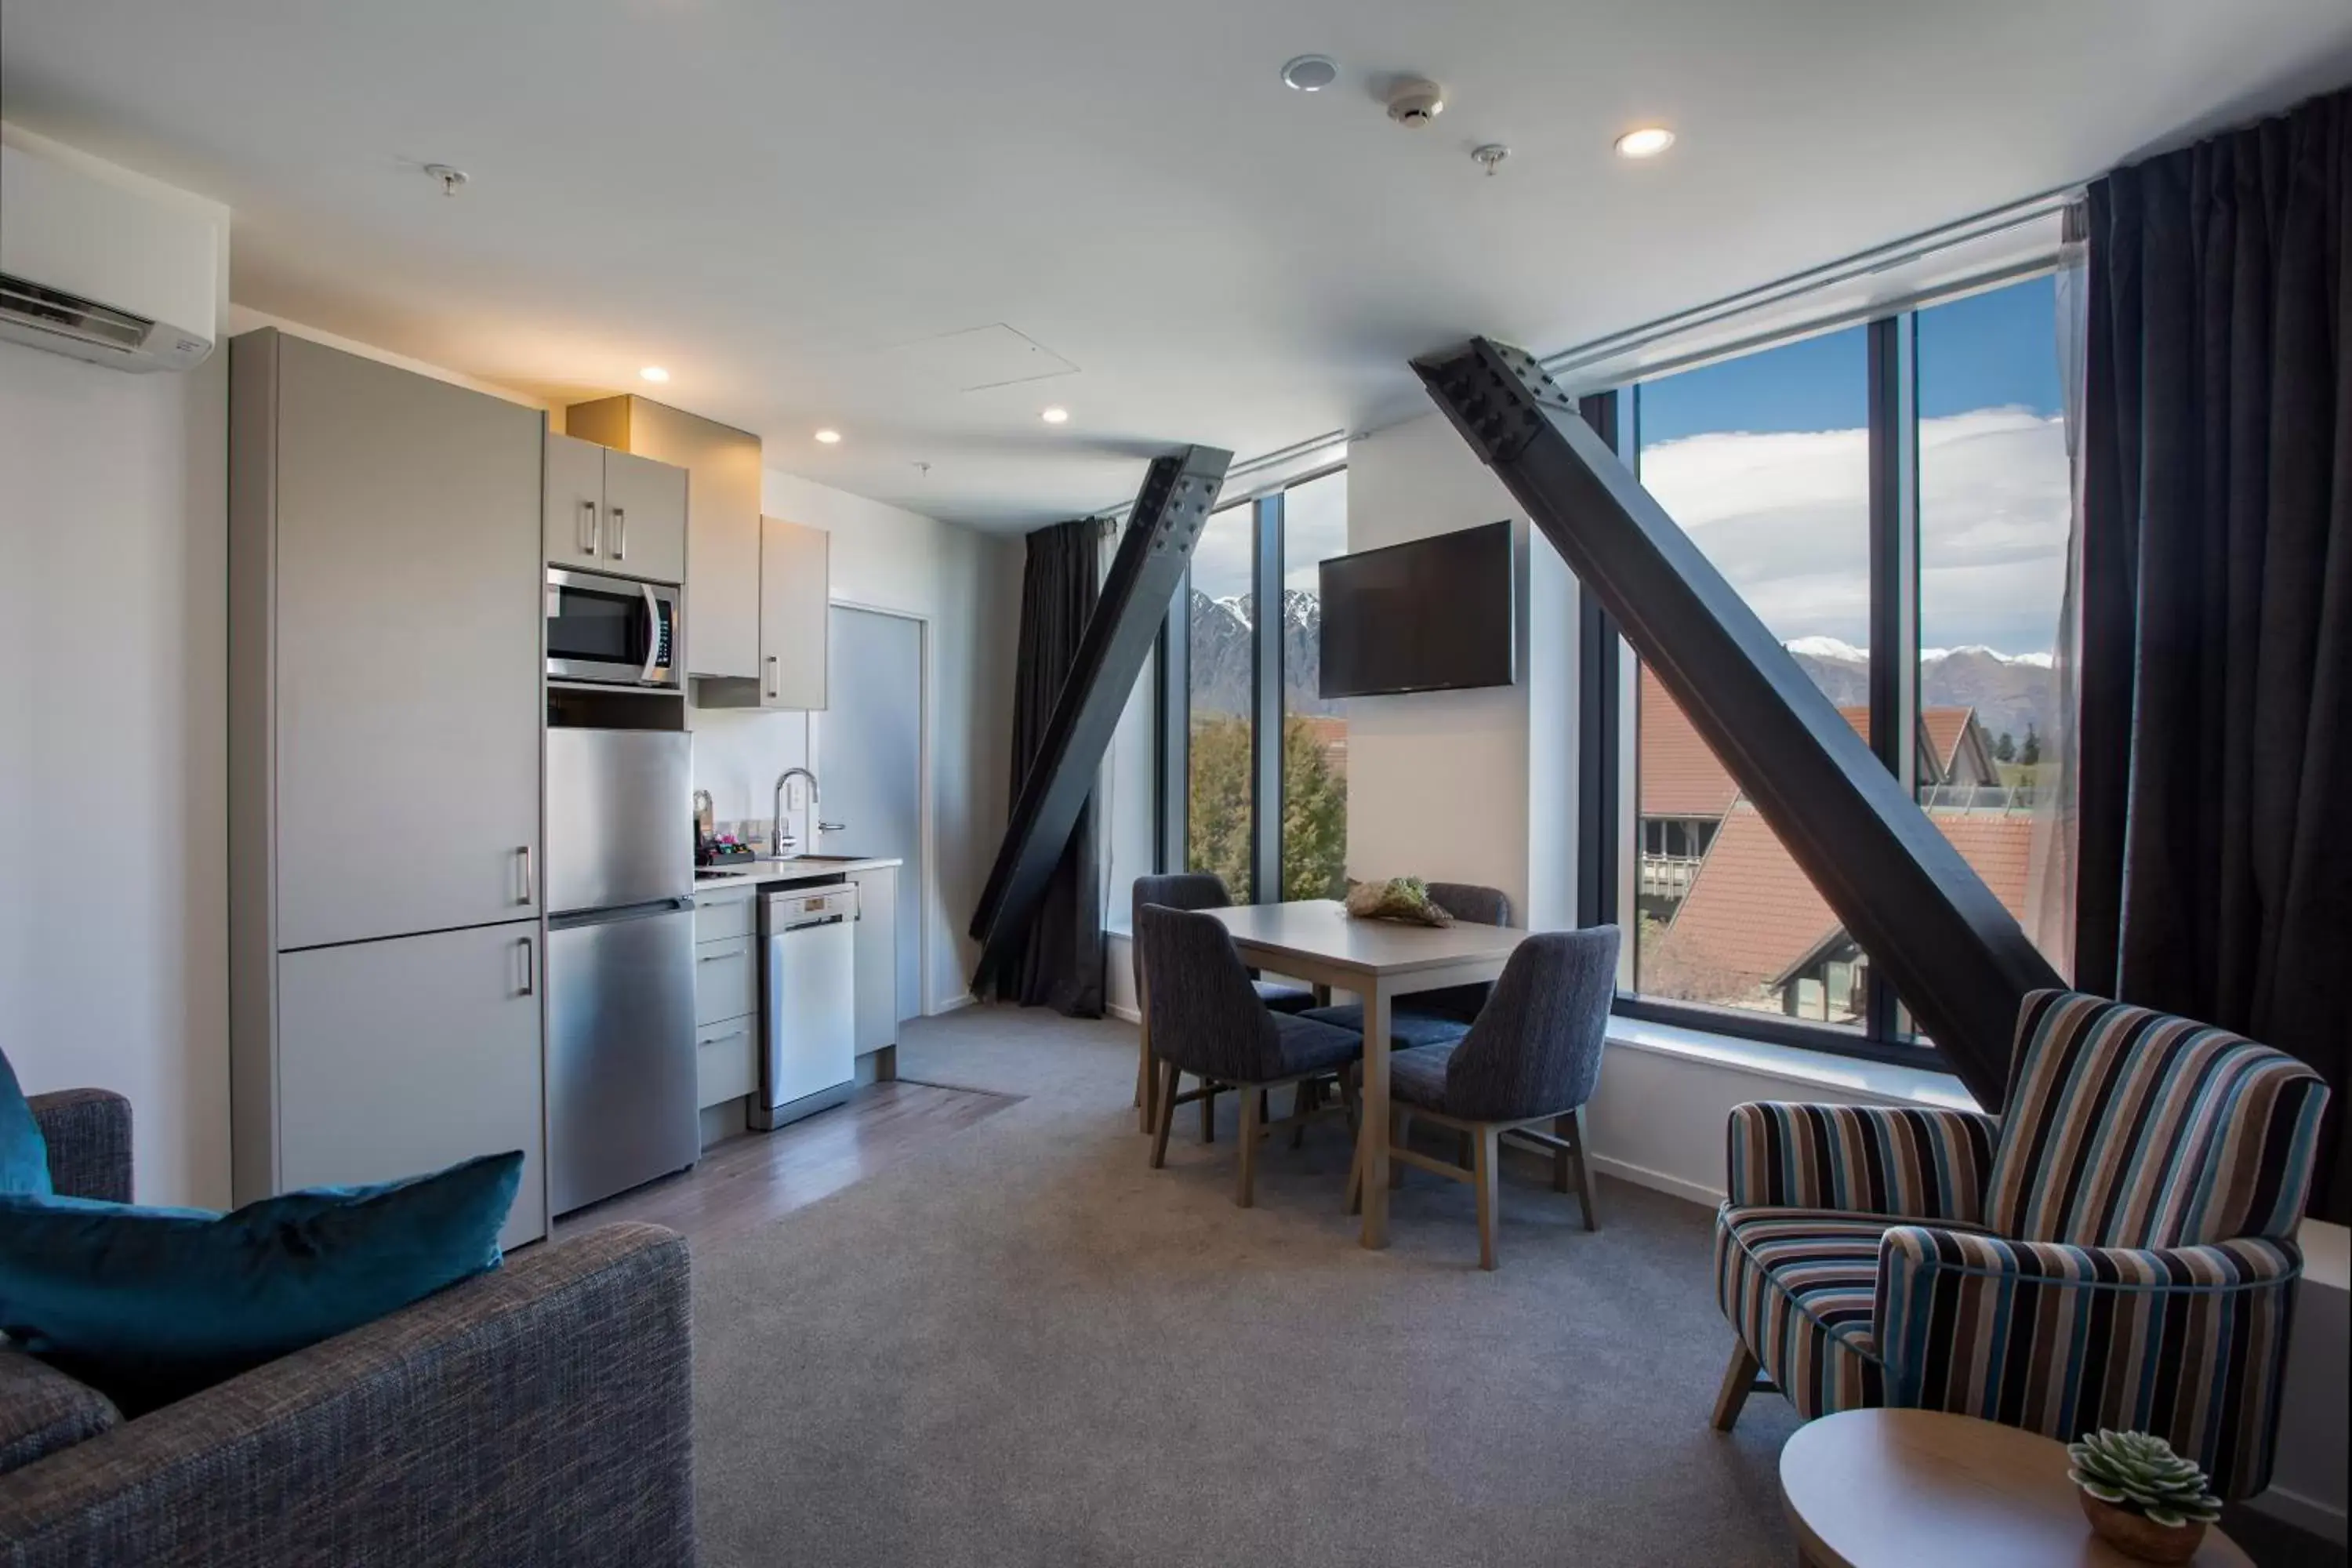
[639,365,670,383]
[1614,126,1676,159]
[814,429,842,445]
[1281,55,1339,92]
[1040,406,1070,425]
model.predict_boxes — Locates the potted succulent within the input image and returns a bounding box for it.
[2066,1428,2223,1563]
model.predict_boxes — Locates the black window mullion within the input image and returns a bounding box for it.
[1575,390,1628,932]
[1250,493,1284,902]
[1154,586,1189,877]
[1864,313,1921,1043]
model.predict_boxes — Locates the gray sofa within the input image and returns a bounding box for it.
[0,1089,695,1566]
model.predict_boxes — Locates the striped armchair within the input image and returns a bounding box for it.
[1710,989,2328,1500]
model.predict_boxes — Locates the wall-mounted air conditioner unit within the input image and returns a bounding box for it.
[0,141,218,372]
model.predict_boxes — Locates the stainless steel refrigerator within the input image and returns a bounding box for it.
[545,727,699,1215]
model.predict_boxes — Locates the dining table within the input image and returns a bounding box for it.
[1155,899,1529,1249]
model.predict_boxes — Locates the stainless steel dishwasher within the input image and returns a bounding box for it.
[749,884,857,1130]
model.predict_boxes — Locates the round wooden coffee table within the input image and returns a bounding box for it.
[1780,1409,2251,1567]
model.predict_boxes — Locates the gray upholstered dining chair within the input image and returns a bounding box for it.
[1349,925,1620,1269]
[1130,873,1316,1012]
[1300,882,1514,1051]
[1131,872,1318,1140]
[1137,904,1365,1207]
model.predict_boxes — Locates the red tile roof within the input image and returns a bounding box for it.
[1644,800,2035,1006]
[1639,666,1987,816]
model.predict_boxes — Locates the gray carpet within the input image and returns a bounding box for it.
[692,1005,1798,1566]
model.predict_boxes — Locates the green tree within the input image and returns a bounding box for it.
[1993,730,2016,764]
[2019,724,2042,766]
[1183,713,1350,903]
[1281,715,1348,900]
[1186,714,1252,900]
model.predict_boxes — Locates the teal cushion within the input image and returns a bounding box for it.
[0,1151,521,1414]
[0,1050,49,1197]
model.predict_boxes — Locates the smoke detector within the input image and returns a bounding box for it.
[1385,78,1445,128]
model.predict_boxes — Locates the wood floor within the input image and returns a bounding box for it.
[553,1079,1022,1251]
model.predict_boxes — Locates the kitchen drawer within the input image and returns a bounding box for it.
[695,1015,757,1108]
[694,935,756,1025]
[693,891,753,944]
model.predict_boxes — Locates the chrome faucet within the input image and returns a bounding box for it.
[771,768,819,857]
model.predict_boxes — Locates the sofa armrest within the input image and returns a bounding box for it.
[27,1091,131,1204]
[1875,1226,2299,1500]
[1724,1102,1995,1222]
[0,1222,693,1568]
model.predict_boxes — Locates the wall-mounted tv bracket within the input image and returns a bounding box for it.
[1413,337,2058,1111]
[970,444,1233,992]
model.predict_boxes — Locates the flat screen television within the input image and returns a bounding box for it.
[1318,520,1516,699]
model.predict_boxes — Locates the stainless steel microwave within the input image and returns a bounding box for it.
[546,567,681,688]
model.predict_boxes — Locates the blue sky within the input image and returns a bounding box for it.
[1638,273,2061,443]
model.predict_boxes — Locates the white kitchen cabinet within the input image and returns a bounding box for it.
[849,866,898,1056]
[567,394,760,677]
[693,933,756,1027]
[543,430,686,585]
[229,327,549,1243]
[755,514,830,710]
[249,328,544,952]
[601,448,688,585]
[276,923,548,1250]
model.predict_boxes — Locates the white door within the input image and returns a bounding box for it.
[817,607,924,1021]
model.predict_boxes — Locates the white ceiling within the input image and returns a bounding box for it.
[7,0,2349,532]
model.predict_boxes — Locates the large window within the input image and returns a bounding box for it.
[1279,470,1349,899]
[1916,274,2070,968]
[1632,328,1871,1029]
[1186,500,1256,900]
[1157,466,1350,905]
[1597,273,2072,1059]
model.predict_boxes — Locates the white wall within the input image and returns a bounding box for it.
[1343,413,1575,927]
[760,470,1021,1014]
[0,129,233,1208]
[0,340,230,1208]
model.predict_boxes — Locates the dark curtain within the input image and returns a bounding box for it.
[2077,86,2351,1221]
[996,519,1105,1016]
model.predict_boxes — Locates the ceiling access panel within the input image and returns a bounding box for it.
[1413,336,2059,1112]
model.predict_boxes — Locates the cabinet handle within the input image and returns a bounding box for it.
[517,845,534,906]
[766,655,779,700]
[579,499,598,555]
[611,506,627,561]
[697,948,741,963]
[699,1025,750,1045]
[519,936,535,997]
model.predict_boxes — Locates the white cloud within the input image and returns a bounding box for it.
[1636,408,2069,657]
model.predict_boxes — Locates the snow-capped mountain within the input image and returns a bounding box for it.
[1783,638,2055,747]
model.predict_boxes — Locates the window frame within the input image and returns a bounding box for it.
[1586,283,2049,1069]
[1154,467,1347,892]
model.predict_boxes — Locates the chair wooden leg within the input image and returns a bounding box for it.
[1571,1105,1599,1230]
[1552,1112,1572,1192]
[1150,1058,1184,1171]
[1200,1080,1216,1143]
[1288,1080,1313,1151]
[1472,1127,1500,1271]
[1236,1085,1261,1207]
[1390,1110,1411,1189]
[1345,1148,1363,1214]
[1711,1341,1762,1432]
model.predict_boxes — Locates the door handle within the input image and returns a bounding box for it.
[579,499,598,555]
[517,845,534,906]
[611,506,626,561]
[518,935,535,996]
[765,654,779,700]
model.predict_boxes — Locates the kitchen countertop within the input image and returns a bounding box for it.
[690,855,903,896]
